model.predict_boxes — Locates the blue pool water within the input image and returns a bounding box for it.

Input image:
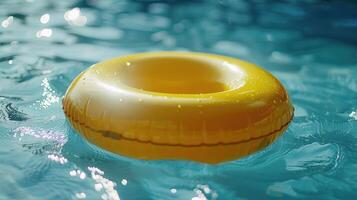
[1,0,357,199]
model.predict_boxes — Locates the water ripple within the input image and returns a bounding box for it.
[0,96,28,121]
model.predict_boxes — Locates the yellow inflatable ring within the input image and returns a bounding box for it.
[63,51,293,164]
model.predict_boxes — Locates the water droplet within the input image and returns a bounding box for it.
[126,62,131,66]
[177,104,181,108]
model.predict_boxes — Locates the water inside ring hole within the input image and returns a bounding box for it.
[118,57,243,94]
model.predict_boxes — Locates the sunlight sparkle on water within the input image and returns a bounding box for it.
[40,13,50,24]
[36,28,53,38]
[349,111,357,120]
[88,167,120,200]
[39,78,59,108]
[1,16,13,28]
[64,8,87,26]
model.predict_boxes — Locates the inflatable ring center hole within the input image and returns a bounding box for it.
[118,56,244,94]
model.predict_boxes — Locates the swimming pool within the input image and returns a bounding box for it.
[1,0,357,199]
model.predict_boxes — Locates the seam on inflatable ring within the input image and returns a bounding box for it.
[63,101,294,147]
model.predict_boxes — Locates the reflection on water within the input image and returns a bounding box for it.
[0,0,357,199]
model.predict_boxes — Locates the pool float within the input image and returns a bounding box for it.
[62,51,293,164]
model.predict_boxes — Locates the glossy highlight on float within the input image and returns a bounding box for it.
[62,51,294,164]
